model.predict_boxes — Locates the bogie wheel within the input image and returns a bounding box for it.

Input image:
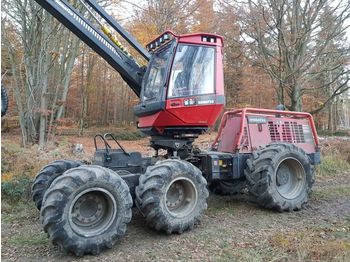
[245,143,314,211]
[208,180,246,195]
[135,159,208,234]
[32,159,82,210]
[40,165,132,256]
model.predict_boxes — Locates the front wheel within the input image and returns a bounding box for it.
[32,159,82,210]
[245,143,314,211]
[135,159,208,234]
[40,165,132,256]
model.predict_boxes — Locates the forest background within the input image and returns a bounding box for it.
[1,0,350,147]
[1,3,350,260]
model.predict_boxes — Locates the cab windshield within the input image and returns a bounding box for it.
[168,44,215,98]
[142,45,171,101]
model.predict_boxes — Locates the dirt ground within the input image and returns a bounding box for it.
[1,134,350,261]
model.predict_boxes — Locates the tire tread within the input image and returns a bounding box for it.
[245,143,314,211]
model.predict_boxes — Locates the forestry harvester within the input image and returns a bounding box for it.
[31,0,321,256]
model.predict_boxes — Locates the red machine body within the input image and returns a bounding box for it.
[135,31,225,136]
[212,108,319,154]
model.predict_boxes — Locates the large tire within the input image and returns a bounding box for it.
[208,180,246,195]
[32,159,81,210]
[245,143,314,211]
[135,159,208,234]
[40,165,132,256]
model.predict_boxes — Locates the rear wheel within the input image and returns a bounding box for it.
[32,159,82,210]
[245,143,314,211]
[41,165,132,256]
[136,159,208,234]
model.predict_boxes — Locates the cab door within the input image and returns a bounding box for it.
[165,44,222,126]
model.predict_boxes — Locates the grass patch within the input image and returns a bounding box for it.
[316,155,350,177]
[2,200,38,224]
[174,231,280,261]
[207,196,236,215]
[7,232,47,246]
[312,186,350,200]
[224,247,287,262]
[2,200,46,248]
[269,225,350,261]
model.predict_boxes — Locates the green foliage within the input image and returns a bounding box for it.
[1,141,82,202]
[1,177,32,201]
[1,143,40,202]
[316,155,350,177]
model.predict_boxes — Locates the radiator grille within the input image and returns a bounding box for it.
[269,121,306,143]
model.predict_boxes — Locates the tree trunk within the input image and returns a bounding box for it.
[290,86,302,111]
[78,49,85,136]
[56,36,80,120]
[327,102,334,133]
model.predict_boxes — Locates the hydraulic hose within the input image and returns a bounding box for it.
[78,0,132,58]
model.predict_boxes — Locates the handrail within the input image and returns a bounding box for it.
[93,134,111,152]
[103,133,129,155]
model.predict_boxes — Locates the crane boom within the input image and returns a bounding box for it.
[84,0,150,61]
[34,0,150,97]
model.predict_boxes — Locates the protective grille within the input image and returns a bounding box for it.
[282,122,293,143]
[291,122,305,143]
[269,121,306,143]
[268,122,281,142]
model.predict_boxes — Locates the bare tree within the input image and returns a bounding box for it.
[129,0,203,34]
[2,0,80,147]
[228,0,350,112]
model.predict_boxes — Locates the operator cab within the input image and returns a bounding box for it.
[134,31,225,138]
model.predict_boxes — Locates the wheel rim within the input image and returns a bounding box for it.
[69,187,117,237]
[165,177,198,218]
[275,157,306,199]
